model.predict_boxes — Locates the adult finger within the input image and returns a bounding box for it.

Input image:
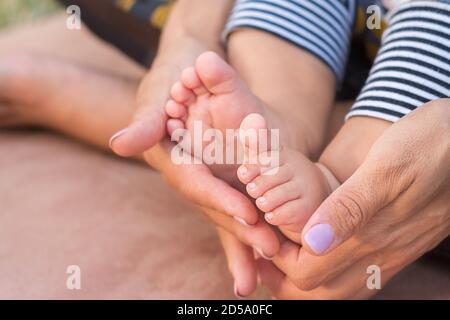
[109,65,180,156]
[301,157,413,255]
[302,102,450,255]
[148,141,260,225]
[217,228,257,297]
[202,207,280,259]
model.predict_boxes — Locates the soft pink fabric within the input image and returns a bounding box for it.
[0,131,237,299]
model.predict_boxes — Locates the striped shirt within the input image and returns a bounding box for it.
[224,0,450,122]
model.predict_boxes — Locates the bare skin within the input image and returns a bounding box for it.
[0,19,280,295]
[238,113,338,243]
[0,53,140,154]
[107,1,338,296]
[4,0,448,298]
[227,29,336,159]
[0,50,336,245]
[0,27,374,295]
[1,3,339,295]
[163,52,390,247]
[2,19,447,298]
[0,14,248,299]
[162,51,339,244]
[165,51,269,185]
[259,100,450,299]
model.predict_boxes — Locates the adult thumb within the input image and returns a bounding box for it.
[301,160,410,255]
[109,109,167,157]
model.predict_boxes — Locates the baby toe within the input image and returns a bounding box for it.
[238,151,284,185]
[246,165,292,198]
[166,118,185,137]
[181,67,208,96]
[165,99,187,119]
[256,181,301,213]
[265,200,310,228]
[170,81,195,105]
[237,164,260,184]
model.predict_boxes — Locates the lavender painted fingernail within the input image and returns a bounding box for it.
[304,224,335,254]
[109,128,129,148]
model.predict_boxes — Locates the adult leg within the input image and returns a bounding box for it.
[0,14,148,154]
[0,14,269,299]
[0,53,140,151]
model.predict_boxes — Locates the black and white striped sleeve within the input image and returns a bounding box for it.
[223,0,356,85]
[347,0,450,122]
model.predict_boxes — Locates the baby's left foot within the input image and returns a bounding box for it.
[237,113,340,243]
[163,51,274,184]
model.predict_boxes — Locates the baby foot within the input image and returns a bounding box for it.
[237,113,340,243]
[164,51,273,184]
[165,51,264,137]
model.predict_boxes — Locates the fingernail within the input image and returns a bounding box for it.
[304,224,335,254]
[247,183,256,191]
[254,246,273,260]
[233,216,252,227]
[238,166,248,176]
[109,128,129,148]
[264,212,273,222]
[234,282,245,299]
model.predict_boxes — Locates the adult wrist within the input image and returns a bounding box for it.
[319,116,390,183]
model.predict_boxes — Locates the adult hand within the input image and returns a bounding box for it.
[144,141,280,259]
[108,0,279,296]
[110,52,279,295]
[144,141,279,297]
[109,0,235,156]
[259,99,450,298]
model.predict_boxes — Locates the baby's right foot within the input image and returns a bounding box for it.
[237,113,340,243]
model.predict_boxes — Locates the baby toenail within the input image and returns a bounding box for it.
[239,166,248,176]
[265,212,273,221]
[247,183,256,191]
[257,197,266,204]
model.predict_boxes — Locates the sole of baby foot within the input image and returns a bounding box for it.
[166,51,266,135]
[164,52,281,185]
